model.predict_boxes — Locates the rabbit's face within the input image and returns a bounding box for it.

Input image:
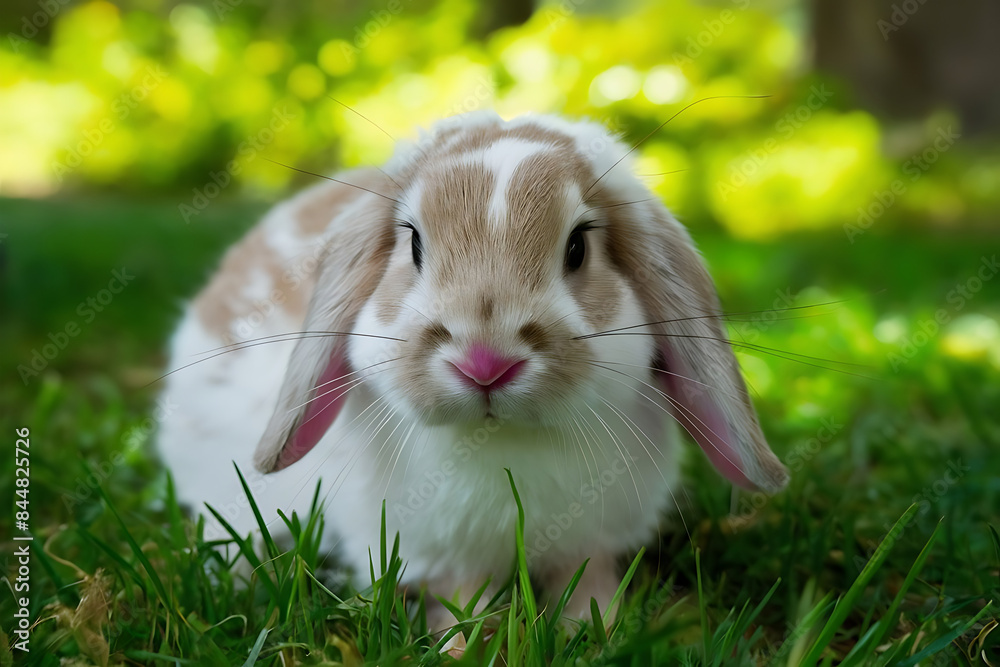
[255,111,788,493]
[349,121,655,427]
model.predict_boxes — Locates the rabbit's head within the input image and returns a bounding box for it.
[253,111,788,494]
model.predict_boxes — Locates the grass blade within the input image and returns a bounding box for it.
[239,628,270,667]
[233,464,280,564]
[93,476,173,609]
[800,503,921,665]
[606,547,644,625]
[550,559,589,623]
[895,604,994,667]
[590,598,608,646]
[204,504,280,604]
[840,519,943,666]
[505,469,538,621]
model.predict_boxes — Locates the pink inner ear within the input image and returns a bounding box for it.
[656,346,756,490]
[274,353,352,471]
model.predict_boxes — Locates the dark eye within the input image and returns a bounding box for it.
[400,221,423,270]
[411,227,423,270]
[566,229,586,270]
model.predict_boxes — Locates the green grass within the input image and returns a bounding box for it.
[1,194,998,665]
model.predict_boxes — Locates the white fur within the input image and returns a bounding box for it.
[158,111,783,624]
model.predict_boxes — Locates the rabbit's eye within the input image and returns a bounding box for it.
[566,224,591,271]
[399,222,423,270]
[411,228,423,270]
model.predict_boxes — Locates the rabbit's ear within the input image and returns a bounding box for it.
[253,190,396,473]
[607,199,789,493]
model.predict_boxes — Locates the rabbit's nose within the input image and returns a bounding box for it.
[450,343,525,392]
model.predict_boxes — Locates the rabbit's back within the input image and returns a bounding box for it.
[156,169,389,539]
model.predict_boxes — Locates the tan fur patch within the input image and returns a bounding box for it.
[418,162,495,286]
[479,295,495,321]
[517,322,548,350]
[501,151,589,289]
[195,169,397,342]
[434,123,578,161]
[193,227,288,342]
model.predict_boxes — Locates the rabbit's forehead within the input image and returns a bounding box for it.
[406,136,593,286]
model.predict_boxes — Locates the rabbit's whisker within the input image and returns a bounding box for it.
[582,94,770,200]
[263,157,402,204]
[326,96,406,195]
[597,396,692,545]
[200,330,407,354]
[568,403,606,522]
[562,400,598,498]
[638,169,688,178]
[370,405,407,491]
[586,197,658,211]
[309,357,403,394]
[277,392,393,525]
[589,332,872,377]
[585,404,642,515]
[574,298,854,340]
[148,331,406,387]
[399,301,434,325]
[291,360,400,415]
[583,361,746,476]
[588,358,743,402]
[307,401,403,564]
[389,419,423,503]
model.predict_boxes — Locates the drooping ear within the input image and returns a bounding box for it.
[253,189,396,473]
[607,199,789,493]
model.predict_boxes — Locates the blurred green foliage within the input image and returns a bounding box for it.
[3,0,998,239]
[2,1,999,661]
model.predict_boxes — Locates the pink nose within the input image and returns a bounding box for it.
[451,344,525,392]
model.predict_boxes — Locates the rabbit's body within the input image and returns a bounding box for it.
[158,111,787,620]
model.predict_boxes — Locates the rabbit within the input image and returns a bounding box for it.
[156,110,788,627]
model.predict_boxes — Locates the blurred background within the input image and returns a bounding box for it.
[0,0,998,657]
[0,0,1000,664]
[3,0,998,437]
[3,0,1000,534]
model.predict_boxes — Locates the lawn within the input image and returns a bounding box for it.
[1,192,997,665]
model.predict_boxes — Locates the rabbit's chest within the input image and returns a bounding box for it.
[370,417,679,578]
